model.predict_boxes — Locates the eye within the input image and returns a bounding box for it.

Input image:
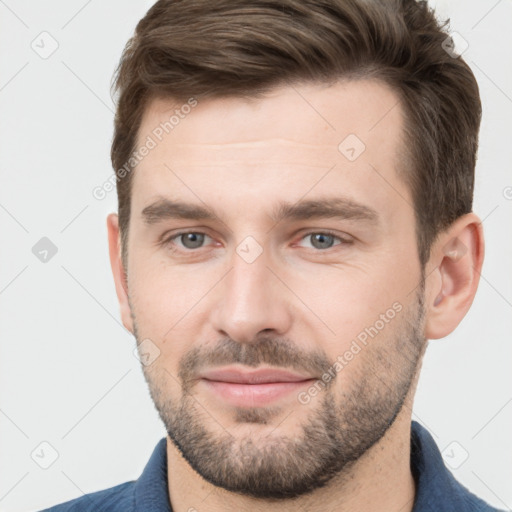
[298,231,352,250]
[165,232,213,250]
[161,230,352,253]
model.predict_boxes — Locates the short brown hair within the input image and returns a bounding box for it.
[111,0,481,269]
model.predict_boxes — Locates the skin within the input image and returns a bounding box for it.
[107,80,484,512]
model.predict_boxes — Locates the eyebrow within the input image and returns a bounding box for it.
[141,197,379,226]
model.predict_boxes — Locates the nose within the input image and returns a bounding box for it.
[210,244,293,344]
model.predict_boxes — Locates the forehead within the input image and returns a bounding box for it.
[137,80,404,154]
[131,79,411,226]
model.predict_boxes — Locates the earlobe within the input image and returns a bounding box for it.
[107,213,134,334]
[424,214,484,340]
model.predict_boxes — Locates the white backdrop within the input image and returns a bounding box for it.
[0,1,511,511]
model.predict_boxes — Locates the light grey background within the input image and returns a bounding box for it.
[0,1,511,511]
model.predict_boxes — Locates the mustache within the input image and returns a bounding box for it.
[178,336,334,390]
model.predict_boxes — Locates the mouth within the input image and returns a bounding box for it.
[199,367,317,407]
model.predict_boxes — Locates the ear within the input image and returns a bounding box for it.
[424,212,485,339]
[107,213,134,334]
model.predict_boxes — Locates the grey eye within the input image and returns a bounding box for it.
[179,232,205,249]
[309,233,336,250]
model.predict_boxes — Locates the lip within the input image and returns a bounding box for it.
[199,367,316,407]
[200,367,313,384]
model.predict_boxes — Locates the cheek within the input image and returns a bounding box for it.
[287,256,412,355]
[129,273,191,387]
[128,259,217,357]
[128,259,180,334]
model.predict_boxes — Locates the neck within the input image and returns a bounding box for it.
[166,408,416,512]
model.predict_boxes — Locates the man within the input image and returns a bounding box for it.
[41,0,505,511]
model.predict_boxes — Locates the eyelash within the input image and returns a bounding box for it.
[161,230,353,253]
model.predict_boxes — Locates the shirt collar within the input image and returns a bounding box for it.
[410,420,475,511]
[134,437,172,512]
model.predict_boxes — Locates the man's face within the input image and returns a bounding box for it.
[120,80,428,498]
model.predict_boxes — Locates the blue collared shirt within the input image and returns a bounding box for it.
[40,421,505,511]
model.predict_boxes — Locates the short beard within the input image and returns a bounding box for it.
[134,284,426,500]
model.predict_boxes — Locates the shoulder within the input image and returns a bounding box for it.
[410,421,507,512]
[37,480,135,512]
[456,480,508,512]
[37,437,170,512]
